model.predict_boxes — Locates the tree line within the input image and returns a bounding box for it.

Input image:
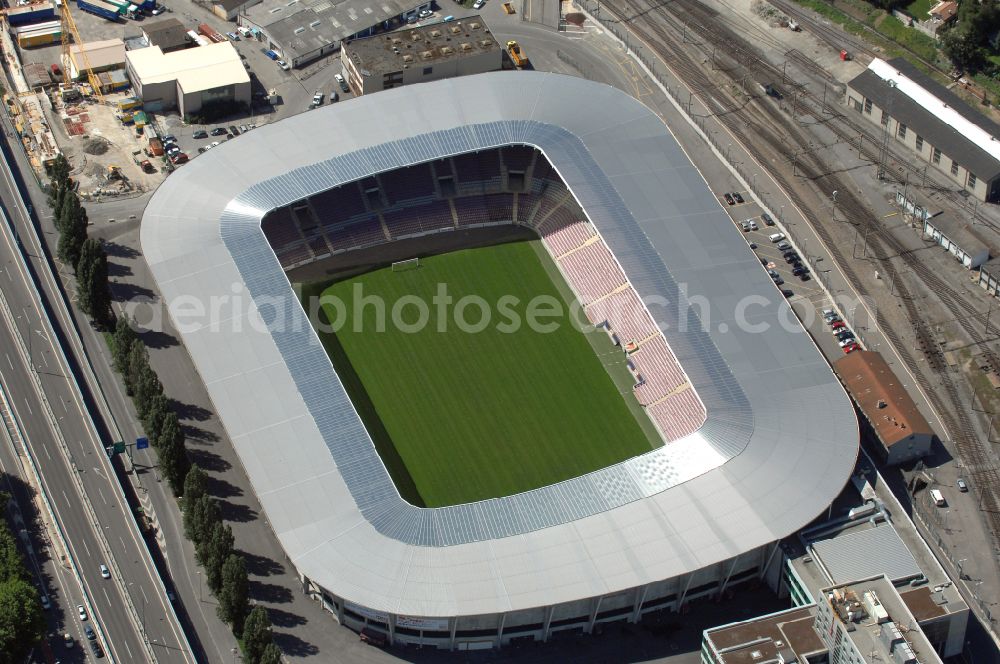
[46,156,281,663]
[0,491,46,664]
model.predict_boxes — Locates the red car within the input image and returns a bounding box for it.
[830,321,846,330]
[843,342,860,354]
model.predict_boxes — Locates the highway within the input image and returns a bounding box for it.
[0,142,192,659]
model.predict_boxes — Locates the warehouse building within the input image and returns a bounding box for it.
[835,350,934,465]
[64,39,127,81]
[342,17,502,95]
[847,58,1000,203]
[125,41,250,115]
[141,18,192,53]
[922,212,991,269]
[239,0,429,68]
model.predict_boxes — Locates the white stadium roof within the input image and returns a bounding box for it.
[141,71,858,618]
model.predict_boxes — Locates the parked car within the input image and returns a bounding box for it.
[84,625,96,641]
[798,272,811,281]
[749,220,758,231]
[264,49,279,60]
[77,605,87,621]
[843,342,860,354]
[768,233,785,243]
[733,192,745,204]
[210,127,228,136]
[767,269,780,279]
[329,91,338,102]
[740,220,752,232]
[192,129,208,139]
[227,32,240,40]
[161,134,176,143]
[170,152,189,164]
[228,125,240,135]
[776,241,791,251]
[838,337,856,348]
[40,594,50,610]
[166,145,180,156]
[781,289,793,297]
[277,60,291,71]
[830,320,846,330]
[312,92,323,106]
[100,564,110,579]
[210,141,221,148]
[336,73,349,92]
[419,7,432,16]
[151,4,166,14]
[792,266,808,277]
[473,0,485,8]
[772,275,784,286]
[90,640,104,658]
[723,192,735,205]
[198,147,207,154]
[63,633,74,648]
[239,124,249,133]
[823,309,839,322]
[957,478,968,492]
[761,212,774,226]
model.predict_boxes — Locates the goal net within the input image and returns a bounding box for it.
[391,257,420,272]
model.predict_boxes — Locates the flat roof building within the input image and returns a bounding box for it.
[846,58,1000,203]
[63,39,126,81]
[141,18,191,53]
[835,350,934,465]
[126,42,250,116]
[239,0,429,68]
[342,17,502,95]
[703,606,828,664]
[922,212,991,269]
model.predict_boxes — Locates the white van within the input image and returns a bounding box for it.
[768,233,785,243]
[930,488,945,506]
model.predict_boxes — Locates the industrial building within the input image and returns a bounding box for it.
[140,18,192,53]
[342,17,503,95]
[921,212,991,269]
[835,351,934,465]
[64,39,127,81]
[846,58,1000,203]
[238,0,429,68]
[142,72,860,649]
[125,41,250,115]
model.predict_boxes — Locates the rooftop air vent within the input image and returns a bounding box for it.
[449,25,460,34]
[402,54,413,62]
[877,400,887,409]
[420,49,433,59]
[392,36,402,44]
[459,42,471,51]
[440,45,453,55]
[410,31,421,41]
[429,29,441,37]
[468,20,481,29]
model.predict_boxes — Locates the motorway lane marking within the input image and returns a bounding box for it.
[43,442,51,460]
[120,536,127,554]
[22,397,32,415]
[140,584,148,605]
[5,353,11,370]
[98,487,107,505]
[61,399,67,413]
[3,265,9,281]
[123,636,134,661]
[103,587,111,604]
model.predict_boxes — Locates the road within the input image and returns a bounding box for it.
[0,138,192,660]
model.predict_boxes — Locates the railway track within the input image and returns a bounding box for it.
[603,0,1000,536]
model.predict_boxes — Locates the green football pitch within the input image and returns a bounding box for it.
[304,240,658,507]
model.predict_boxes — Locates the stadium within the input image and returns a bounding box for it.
[141,71,859,649]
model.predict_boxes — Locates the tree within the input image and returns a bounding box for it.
[183,465,209,506]
[241,605,273,664]
[0,530,26,583]
[112,315,138,373]
[184,493,220,545]
[217,554,249,635]
[157,416,190,496]
[125,342,149,396]
[75,239,111,326]
[204,522,234,594]
[259,643,283,664]
[0,577,45,663]
[57,192,88,268]
[49,184,68,221]
[144,393,170,440]
[134,366,163,421]
[47,154,70,190]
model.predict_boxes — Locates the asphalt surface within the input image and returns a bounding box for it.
[0,122,191,661]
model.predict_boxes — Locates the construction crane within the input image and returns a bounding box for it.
[59,1,105,103]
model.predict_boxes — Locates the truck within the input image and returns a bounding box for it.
[77,0,122,21]
[930,489,945,506]
[103,0,140,18]
[506,40,528,68]
[6,1,55,26]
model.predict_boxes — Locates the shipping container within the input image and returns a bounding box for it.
[17,26,62,47]
[10,19,61,34]
[77,0,122,20]
[116,96,142,111]
[6,1,56,26]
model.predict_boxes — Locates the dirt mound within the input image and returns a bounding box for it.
[83,137,111,155]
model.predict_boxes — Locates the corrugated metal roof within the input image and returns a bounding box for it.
[811,524,920,585]
[141,71,859,617]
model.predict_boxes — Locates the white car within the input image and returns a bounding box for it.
[277,60,291,71]
[100,564,110,579]
[77,604,87,621]
[312,92,324,105]
[151,5,165,13]
[419,8,432,17]
[473,0,484,7]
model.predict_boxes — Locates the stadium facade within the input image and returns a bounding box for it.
[141,72,859,649]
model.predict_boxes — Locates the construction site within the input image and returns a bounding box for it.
[0,0,166,199]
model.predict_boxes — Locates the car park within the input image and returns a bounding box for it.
[100,564,110,579]
[192,129,208,139]
[723,193,735,205]
[768,233,785,243]
[210,127,228,136]
[761,212,774,226]
[733,192,745,204]
[77,605,87,621]
[336,73,349,92]
[957,478,968,492]
[776,241,791,251]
